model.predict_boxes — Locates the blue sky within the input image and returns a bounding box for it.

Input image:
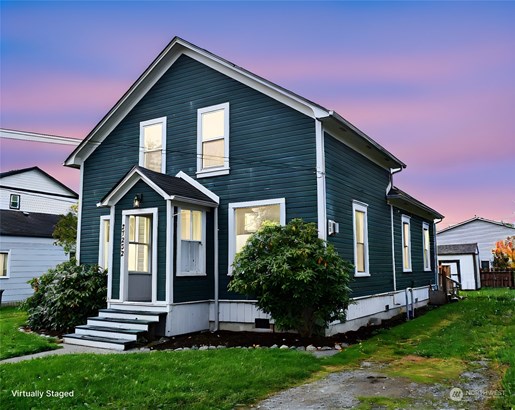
[1,1,514,226]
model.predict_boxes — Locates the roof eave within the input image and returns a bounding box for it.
[387,193,444,220]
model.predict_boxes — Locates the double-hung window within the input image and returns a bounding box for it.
[228,198,285,273]
[0,251,9,278]
[197,103,229,177]
[99,216,111,270]
[139,117,166,173]
[422,222,431,271]
[402,215,412,272]
[9,194,20,210]
[178,209,206,276]
[353,201,370,276]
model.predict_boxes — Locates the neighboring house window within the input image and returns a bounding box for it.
[197,102,230,177]
[480,260,490,270]
[422,222,431,271]
[139,117,166,173]
[353,201,370,277]
[99,216,111,270]
[402,215,412,272]
[128,215,151,273]
[228,198,285,273]
[178,209,206,276]
[0,251,10,278]
[9,194,20,210]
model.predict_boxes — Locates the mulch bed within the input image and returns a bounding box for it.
[149,306,433,350]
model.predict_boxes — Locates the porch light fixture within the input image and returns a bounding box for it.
[133,194,143,208]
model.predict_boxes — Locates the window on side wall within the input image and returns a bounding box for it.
[353,201,370,277]
[99,216,111,270]
[139,117,166,173]
[422,222,431,271]
[9,194,20,210]
[228,198,285,274]
[197,103,229,178]
[402,215,412,272]
[178,209,206,276]
[0,251,10,278]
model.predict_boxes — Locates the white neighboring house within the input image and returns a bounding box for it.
[437,243,480,290]
[0,167,79,304]
[437,216,515,271]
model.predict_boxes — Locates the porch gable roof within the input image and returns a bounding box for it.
[99,166,218,208]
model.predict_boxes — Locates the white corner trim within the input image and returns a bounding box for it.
[76,165,84,264]
[175,171,220,204]
[315,119,327,241]
[166,200,174,304]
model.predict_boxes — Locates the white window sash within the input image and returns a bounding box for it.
[0,250,11,278]
[139,117,167,173]
[402,215,412,272]
[176,208,207,276]
[352,200,370,277]
[422,222,431,271]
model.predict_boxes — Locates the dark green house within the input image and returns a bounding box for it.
[63,37,443,350]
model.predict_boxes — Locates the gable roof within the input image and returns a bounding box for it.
[0,209,61,238]
[64,36,405,171]
[0,166,78,198]
[438,216,515,235]
[387,187,444,220]
[438,243,479,255]
[100,166,218,207]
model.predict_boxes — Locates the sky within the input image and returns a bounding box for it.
[1,1,514,228]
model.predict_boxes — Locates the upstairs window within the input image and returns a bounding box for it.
[353,201,370,277]
[402,215,412,272]
[422,222,431,271]
[139,117,166,173]
[178,209,206,276]
[9,194,20,210]
[197,103,229,177]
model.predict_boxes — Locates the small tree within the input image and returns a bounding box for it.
[228,218,352,337]
[492,236,515,270]
[53,203,78,256]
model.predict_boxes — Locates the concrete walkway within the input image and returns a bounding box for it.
[1,343,131,364]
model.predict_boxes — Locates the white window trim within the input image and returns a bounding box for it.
[228,198,286,275]
[98,215,112,270]
[9,194,20,210]
[352,200,370,277]
[422,222,431,271]
[402,215,412,272]
[139,117,167,173]
[196,102,230,178]
[120,208,159,303]
[176,207,207,277]
[0,250,11,279]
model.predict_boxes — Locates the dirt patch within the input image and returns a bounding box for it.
[251,360,500,409]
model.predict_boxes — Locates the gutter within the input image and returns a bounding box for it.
[388,168,403,292]
[434,217,444,287]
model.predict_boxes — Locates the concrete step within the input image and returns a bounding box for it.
[98,308,166,322]
[87,316,155,331]
[63,333,136,351]
[75,325,147,341]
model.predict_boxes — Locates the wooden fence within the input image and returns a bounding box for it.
[480,269,514,288]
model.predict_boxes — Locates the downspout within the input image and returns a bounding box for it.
[388,168,403,292]
[434,218,443,288]
[214,206,219,331]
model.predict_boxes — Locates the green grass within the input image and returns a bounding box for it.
[0,349,321,409]
[0,307,60,360]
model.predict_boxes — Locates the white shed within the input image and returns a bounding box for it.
[438,243,480,290]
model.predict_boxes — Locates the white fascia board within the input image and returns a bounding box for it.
[1,128,81,146]
[175,171,220,204]
[65,38,330,167]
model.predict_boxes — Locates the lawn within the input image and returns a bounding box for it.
[1,289,513,409]
[0,306,60,360]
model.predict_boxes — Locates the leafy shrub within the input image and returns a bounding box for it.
[228,218,353,337]
[23,260,107,332]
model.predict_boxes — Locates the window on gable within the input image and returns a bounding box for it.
[422,222,431,271]
[139,117,166,173]
[353,201,370,277]
[9,194,20,210]
[197,103,229,177]
[402,215,412,272]
[228,198,285,274]
[0,251,9,278]
[178,209,206,276]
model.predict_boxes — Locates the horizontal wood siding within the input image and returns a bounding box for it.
[324,133,394,297]
[111,181,167,300]
[394,210,435,289]
[80,54,317,302]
